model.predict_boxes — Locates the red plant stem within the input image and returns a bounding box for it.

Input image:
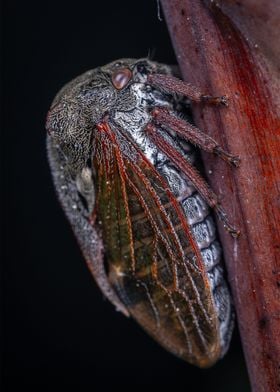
[160,1,280,391]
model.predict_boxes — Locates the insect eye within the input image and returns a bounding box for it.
[111,68,132,90]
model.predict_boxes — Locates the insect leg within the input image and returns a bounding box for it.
[151,107,240,167]
[145,124,239,237]
[147,73,228,106]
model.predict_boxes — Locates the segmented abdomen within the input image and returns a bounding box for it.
[156,145,233,356]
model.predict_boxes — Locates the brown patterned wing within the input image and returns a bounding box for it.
[94,126,221,368]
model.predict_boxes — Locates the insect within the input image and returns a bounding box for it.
[46,58,240,368]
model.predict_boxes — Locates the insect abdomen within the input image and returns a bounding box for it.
[157,156,234,356]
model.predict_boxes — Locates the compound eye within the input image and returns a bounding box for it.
[111,68,132,90]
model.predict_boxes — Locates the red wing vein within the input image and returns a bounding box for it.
[155,228,210,351]
[136,280,161,329]
[156,279,193,355]
[109,124,213,329]
[113,142,137,273]
[125,157,212,328]
[125,172,180,280]
[176,288,209,350]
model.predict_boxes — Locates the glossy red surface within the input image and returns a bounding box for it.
[161,1,280,390]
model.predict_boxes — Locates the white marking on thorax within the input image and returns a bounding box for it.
[113,83,171,164]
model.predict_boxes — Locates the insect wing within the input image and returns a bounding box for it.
[94,126,221,367]
[46,135,128,316]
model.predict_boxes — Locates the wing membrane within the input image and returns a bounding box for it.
[94,124,221,367]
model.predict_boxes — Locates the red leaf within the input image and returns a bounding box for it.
[161,0,280,390]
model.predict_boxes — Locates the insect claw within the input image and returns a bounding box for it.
[230,228,241,239]
[214,146,241,167]
[219,95,229,107]
[201,95,229,107]
[230,155,241,168]
[215,205,240,238]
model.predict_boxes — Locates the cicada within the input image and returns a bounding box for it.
[46,58,239,367]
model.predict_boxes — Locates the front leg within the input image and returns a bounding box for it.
[148,73,228,106]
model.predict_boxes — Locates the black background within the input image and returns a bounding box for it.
[2,1,250,390]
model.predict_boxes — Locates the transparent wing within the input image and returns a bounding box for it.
[94,124,221,367]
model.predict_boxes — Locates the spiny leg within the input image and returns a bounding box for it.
[151,107,240,167]
[147,73,228,106]
[145,123,239,237]
[147,73,239,166]
[146,73,240,236]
